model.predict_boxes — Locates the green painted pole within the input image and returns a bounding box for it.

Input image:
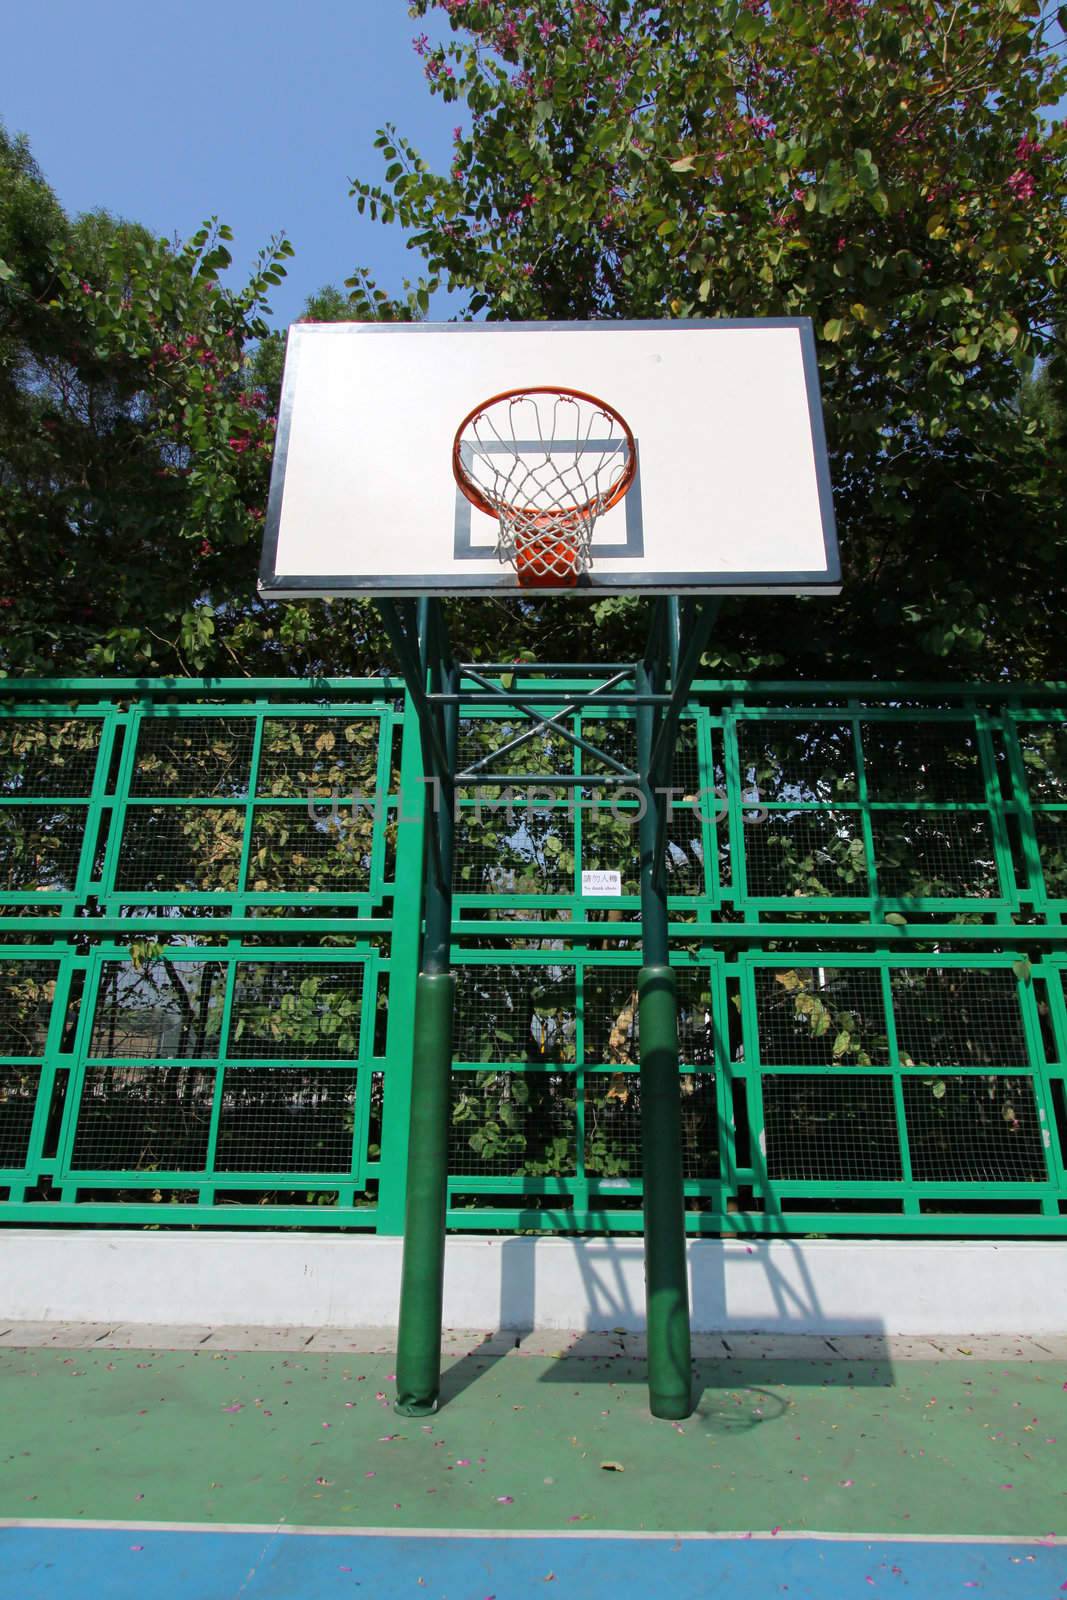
[394,603,458,1417]
[635,653,693,1421]
[394,969,456,1415]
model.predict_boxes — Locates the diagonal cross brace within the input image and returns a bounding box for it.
[454,667,639,781]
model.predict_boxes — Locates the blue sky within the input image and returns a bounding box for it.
[1,0,456,327]
[3,3,1063,333]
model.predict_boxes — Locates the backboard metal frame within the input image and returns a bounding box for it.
[257,318,841,600]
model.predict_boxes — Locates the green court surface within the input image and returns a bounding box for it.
[2,1339,1065,1538]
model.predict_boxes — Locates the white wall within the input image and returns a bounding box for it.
[2,1232,1066,1334]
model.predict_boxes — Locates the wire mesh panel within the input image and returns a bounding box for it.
[112,807,244,895]
[664,809,708,897]
[762,1074,902,1181]
[69,1065,215,1172]
[890,967,1027,1068]
[584,1072,718,1178]
[0,960,60,1055]
[257,717,383,796]
[228,963,365,1059]
[247,808,373,894]
[583,966,641,1065]
[130,718,255,798]
[580,813,640,895]
[754,966,889,1067]
[861,720,986,802]
[902,1075,1047,1182]
[1015,721,1067,803]
[0,1065,41,1169]
[0,807,89,895]
[738,719,858,802]
[454,801,574,895]
[458,717,574,778]
[871,812,999,900]
[89,961,226,1059]
[454,964,576,1064]
[0,718,103,797]
[577,718,638,778]
[450,1069,577,1176]
[745,810,869,899]
[1032,814,1067,901]
[214,1066,358,1172]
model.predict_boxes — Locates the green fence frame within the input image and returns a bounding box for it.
[2,676,1066,1237]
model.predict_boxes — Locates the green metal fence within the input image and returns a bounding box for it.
[1,676,1066,1236]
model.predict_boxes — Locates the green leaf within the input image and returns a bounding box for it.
[1012,956,1032,984]
[822,318,844,342]
[884,912,908,926]
[669,155,697,173]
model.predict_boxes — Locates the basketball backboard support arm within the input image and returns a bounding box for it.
[381,595,720,1421]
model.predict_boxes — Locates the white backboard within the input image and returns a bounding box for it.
[258,319,840,598]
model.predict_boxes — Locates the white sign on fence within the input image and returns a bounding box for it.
[581,870,623,896]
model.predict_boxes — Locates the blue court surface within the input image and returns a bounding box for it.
[2,1526,1065,1600]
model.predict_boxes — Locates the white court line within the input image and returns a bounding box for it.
[0,1520,1063,1545]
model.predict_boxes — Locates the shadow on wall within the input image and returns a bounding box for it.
[437,1235,893,1410]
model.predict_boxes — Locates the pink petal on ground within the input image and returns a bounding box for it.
[365,1471,376,1478]
[457,1459,471,1466]
[839,1480,854,1488]
[496,1495,514,1504]
[222,1404,243,1413]
[770,1527,781,1536]
[345,1402,355,1408]
[129,1545,143,1552]
[376,1392,387,1401]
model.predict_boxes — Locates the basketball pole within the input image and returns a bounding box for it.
[378,597,459,1417]
[379,592,717,1421]
[637,597,719,1419]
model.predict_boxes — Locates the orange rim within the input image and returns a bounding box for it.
[451,386,637,521]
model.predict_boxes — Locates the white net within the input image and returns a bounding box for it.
[455,390,634,585]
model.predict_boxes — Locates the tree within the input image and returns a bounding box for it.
[348,0,1067,680]
[0,124,301,676]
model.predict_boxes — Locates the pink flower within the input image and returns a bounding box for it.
[1015,135,1042,161]
[1007,169,1036,202]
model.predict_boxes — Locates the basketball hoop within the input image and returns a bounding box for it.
[451,387,637,589]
